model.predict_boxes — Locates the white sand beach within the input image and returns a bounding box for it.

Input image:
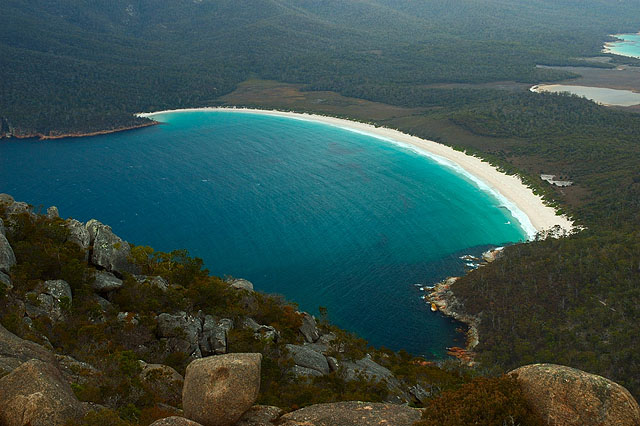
[137,107,575,239]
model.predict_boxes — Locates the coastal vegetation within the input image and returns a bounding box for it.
[3,0,640,421]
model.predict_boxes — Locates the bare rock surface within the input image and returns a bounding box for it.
[278,401,421,426]
[150,416,203,426]
[299,312,320,343]
[228,278,254,292]
[286,344,330,375]
[46,206,59,219]
[0,359,85,426]
[0,234,16,273]
[0,323,56,374]
[87,219,139,275]
[236,405,284,426]
[157,311,202,357]
[511,363,640,426]
[92,270,124,293]
[182,353,262,426]
[66,218,91,251]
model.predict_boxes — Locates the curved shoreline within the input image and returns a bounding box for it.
[137,107,574,239]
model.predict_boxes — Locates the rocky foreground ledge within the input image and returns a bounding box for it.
[0,195,639,425]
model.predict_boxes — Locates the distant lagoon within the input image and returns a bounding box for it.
[603,33,640,59]
[531,84,640,106]
[0,111,529,357]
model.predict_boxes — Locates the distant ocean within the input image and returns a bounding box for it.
[605,33,640,59]
[0,111,528,357]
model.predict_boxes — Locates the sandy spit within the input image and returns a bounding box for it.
[137,107,575,239]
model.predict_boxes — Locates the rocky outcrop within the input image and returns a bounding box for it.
[286,344,330,375]
[278,401,421,426]
[46,206,59,219]
[183,353,262,426]
[92,270,124,293]
[136,275,170,291]
[0,322,56,375]
[27,279,72,322]
[157,311,203,358]
[228,278,254,292]
[200,315,233,355]
[151,417,204,426]
[66,219,91,252]
[241,317,279,342]
[236,405,284,426]
[0,234,17,273]
[87,219,139,276]
[139,361,184,407]
[426,277,478,365]
[510,364,640,426]
[299,312,320,343]
[0,359,85,426]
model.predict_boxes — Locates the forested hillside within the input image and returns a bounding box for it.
[2,0,640,136]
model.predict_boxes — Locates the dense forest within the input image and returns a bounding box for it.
[2,0,640,410]
[2,0,640,136]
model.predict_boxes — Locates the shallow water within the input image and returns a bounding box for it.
[533,84,640,106]
[604,33,640,59]
[0,111,528,357]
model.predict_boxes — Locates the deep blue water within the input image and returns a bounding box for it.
[0,111,527,357]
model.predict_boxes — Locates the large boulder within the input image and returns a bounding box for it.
[510,363,640,426]
[0,359,85,426]
[157,312,202,358]
[341,354,399,386]
[278,401,421,426]
[299,312,320,343]
[86,219,139,275]
[92,270,123,293]
[182,353,262,426]
[0,323,56,375]
[139,361,184,407]
[285,344,330,375]
[0,234,17,273]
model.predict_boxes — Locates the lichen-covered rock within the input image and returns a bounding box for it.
[510,363,640,426]
[139,362,184,407]
[237,405,284,426]
[46,206,59,219]
[55,354,101,386]
[157,311,202,358]
[183,353,262,426]
[299,312,320,343]
[92,270,124,293]
[228,278,254,292]
[0,234,17,273]
[0,323,56,375]
[66,219,91,251]
[286,344,330,375]
[278,401,421,426]
[241,317,279,342]
[0,359,85,426]
[43,279,72,302]
[200,315,232,355]
[150,417,203,426]
[86,219,139,275]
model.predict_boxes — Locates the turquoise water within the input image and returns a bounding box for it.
[605,33,640,59]
[0,111,527,357]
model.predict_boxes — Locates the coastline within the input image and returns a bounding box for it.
[138,107,574,239]
[0,121,159,141]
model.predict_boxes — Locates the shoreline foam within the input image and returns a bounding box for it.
[137,107,574,239]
